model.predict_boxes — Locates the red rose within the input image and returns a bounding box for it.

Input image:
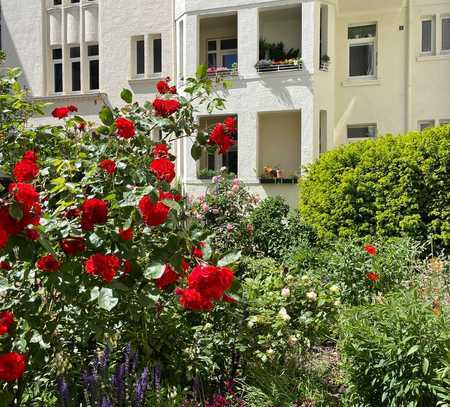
[60,237,85,256]
[159,190,182,202]
[13,159,39,182]
[364,244,377,256]
[138,196,169,227]
[118,228,133,241]
[8,183,39,209]
[0,204,40,236]
[78,122,86,131]
[67,104,78,112]
[115,117,136,139]
[152,98,181,117]
[152,143,170,158]
[0,311,14,336]
[0,352,26,382]
[367,272,380,282]
[23,151,38,162]
[149,158,176,183]
[156,80,170,94]
[169,86,177,94]
[65,208,81,219]
[0,261,11,270]
[0,228,8,249]
[52,106,70,119]
[25,228,40,241]
[192,242,205,259]
[85,253,120,283]
[208,123,235,154]
[175,288,214,312]
[99,159,117,174]
[80,198,108,231]
[187,265,234,300]
[36,255,60,272]
[155,264,180,290]
[122,259,133,275]
[224,117,237,135]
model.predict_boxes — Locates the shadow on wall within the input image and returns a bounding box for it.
[1,19,31,92]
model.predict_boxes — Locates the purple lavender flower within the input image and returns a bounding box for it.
[132,367,149,407]
[112,362,126,403]
[99,347,110,372]
[153,362,161,392]
[56,376,70,406]
[123,343,131,374]
[100,397,112,407]
[129,349,139,373]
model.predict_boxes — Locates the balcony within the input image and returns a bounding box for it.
[200,14,238,78]
[256,6,302,74]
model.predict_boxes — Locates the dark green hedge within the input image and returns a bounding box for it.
[299,125,450,249]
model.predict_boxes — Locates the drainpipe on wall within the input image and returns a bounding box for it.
[406,0,413,132]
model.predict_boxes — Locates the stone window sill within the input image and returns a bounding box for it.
[341,78,380,87]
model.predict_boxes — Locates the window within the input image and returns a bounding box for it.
[347,124,377,139]
[153,37,162,73]
[207,38,238,69]
[71,0,80,3]
[348,24,377,78]
[53,0,62,5]
[442,17,450,52]
[87,44,99,90]
[135,38,145,76]
[418,120,435,131]
[52,48,63,93]
[439,119,450,125]
[69,46,81,92]
[131,34,162,77]
[421,18,435,54]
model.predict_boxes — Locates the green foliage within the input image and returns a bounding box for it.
[299,127,450,249]
[339,291,450,407]
[249,196,313,261]
[288,238,421,305]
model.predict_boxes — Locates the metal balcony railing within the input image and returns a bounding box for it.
[256,61,303,73]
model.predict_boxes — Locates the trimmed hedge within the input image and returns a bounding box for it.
[299,125,450,249]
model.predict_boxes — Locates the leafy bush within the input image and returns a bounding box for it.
[248,197,313,261]
[339,291,450,407]
[288,238,421,305]
[299,127,450,249]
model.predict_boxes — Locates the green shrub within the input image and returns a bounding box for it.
[299,127,450,249]
[339,291,450,407]
[288,238,422,305]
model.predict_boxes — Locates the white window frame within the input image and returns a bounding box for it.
[51,47,63,94]
[347,124,377,139]
[69,45,81,93]
[418,120,435,131]
[420,16,435,55]
[130,34,162,79]
[86,43,99,90]
[347,23,377,80]
[149,34,162,76]
[441,16,450,53]
[207,38,238,69]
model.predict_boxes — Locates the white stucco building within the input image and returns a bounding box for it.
[1,0,450,206]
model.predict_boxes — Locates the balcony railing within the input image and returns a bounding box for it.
[255,59,303,73]
[207,67,238,78]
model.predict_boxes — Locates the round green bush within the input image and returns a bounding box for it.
[299,126,450,249]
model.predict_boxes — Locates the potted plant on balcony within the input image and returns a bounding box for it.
[320,54,330,71]
[259,165,299,184]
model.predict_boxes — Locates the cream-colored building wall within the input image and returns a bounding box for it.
[259,111,301,177]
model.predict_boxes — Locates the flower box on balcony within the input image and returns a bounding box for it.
[259,177,298,184]
[256,59,303,73]
[207,67,238,78]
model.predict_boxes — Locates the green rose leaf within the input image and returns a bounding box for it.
[98,287,118,311]
[120,88,133,104]
[196,64,207,80]
[96,125,111,135]
[217,250,242,267]
[9,203,23,221]
[162,199,181,213]
[99,105,114,126]
[191,143,203,160]
[144,261,165,280]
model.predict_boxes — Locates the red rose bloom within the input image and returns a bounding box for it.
[367,272,380,282]
[8,183,39,209]
[118,228,133,241]
[65,208,81,219]
[188,265,234,300]
[138,196,169,227]
[152,98,181,117]
[0,352,26,382]
[80,198,108,231]
[156,80,170,94]
[25,228,40,241]
[0,261,11,270]
[23,151,38,162]
[169,86,177,94]
[0,203,40,236]
[52,106,70,119]
[364,244,377,256]
[149,158,176,183]
[85,253,120,283]
[155,264,180,290]
[67,104,78,112]
[36,255,60,272]
[224,117,237,135]
[0,311,14,336]
[99,159,117,174]
[159,190,182,202]
[13,159,39,182]
[152,143,170,158]
[175,288,214,312]
[122,259,133,275]
[115,117,136,139]
[60,237,85,256]
[0,228,8,249]
[78,122,86,131]
[208,123,235,154]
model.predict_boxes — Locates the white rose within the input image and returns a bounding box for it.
[306,291,317,301]
[278,307,291,321]
[281,287,290,298]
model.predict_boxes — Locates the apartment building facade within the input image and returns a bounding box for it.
[1,0,450,206]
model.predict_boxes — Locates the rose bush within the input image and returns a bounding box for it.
[0,61,241,404]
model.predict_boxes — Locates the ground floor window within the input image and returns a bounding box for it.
[347,124,377,139]
[418,120,435,131]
